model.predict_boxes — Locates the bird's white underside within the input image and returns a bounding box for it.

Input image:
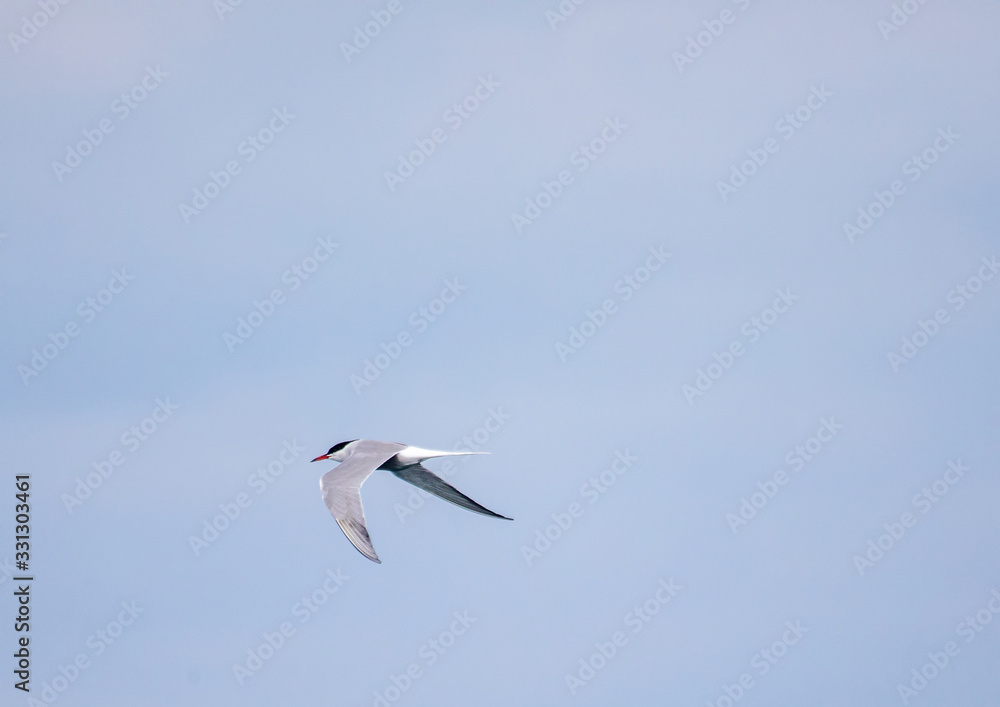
[393,445,490,466]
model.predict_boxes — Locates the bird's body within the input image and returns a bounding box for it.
[311,439,511,563]
[376,445,486,470]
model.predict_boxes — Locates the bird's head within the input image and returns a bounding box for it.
[311,440,357,463]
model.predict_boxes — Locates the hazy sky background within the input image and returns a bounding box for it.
[2,1,999,705]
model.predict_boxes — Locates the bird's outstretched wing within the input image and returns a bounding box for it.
[319,440,406,563]
[392,464,512,520]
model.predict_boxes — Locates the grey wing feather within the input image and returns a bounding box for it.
[319,440,406,563]
[392,464,512,520]
[335,517,379,564]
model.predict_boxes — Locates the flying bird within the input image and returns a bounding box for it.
[311,439,512,563]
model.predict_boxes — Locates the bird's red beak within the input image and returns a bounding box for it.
[311,454,330,462]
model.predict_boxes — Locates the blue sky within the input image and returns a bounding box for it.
[2,1,1000,705]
